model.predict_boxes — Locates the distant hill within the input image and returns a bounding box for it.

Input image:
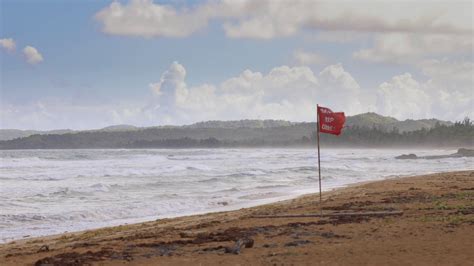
[187,119,295,129]
[97,125,139,132]
[1,116,471,149]
[0,129,74,141]
[346,113,452,132]
[346,112,398,127]
[184,113,452,132]
[0,125,139,141]
[0,113,456,146]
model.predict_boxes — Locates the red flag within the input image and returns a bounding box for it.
[317,106,346,136]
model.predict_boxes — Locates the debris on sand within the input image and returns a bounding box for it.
[224,238,254,254]
[201,238,254,255]
[37,245,49,253]
[285,240,312,247]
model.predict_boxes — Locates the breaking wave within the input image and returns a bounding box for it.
[1,148,472,243]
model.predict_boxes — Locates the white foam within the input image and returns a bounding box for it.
[0,148,472,243]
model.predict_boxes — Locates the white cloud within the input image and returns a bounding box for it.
[309,31,369,43]
[418,59,474,120]
[418,59,474,88]
[0,38,16,52]
[354,33,473,64]
[301,1,472,35]
[23,46,43,64]
[2,61,472,129]
[147,61,473,122]
[147,62,368,123]
[350,31,473,120]
[376,73,432,119]
[0,100,98,130]
[374,58,474,121]
[95,0,473,39]
[293,50,326,66]
[149,61,186,97]
[95,0,212,38]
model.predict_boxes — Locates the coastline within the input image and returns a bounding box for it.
[2,170,473,265]
[0,170,439,244]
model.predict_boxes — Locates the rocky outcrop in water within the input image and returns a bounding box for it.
[396,148,474,160]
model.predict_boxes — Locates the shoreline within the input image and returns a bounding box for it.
[0,177,351,245]
[2,170,473,265]
[1,170,439,245]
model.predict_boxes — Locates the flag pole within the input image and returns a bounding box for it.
[316,104,322,215]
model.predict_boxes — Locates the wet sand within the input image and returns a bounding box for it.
[1,171,474,265]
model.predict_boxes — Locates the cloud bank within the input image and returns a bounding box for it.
[2,61,472,130]
[146,62,366,124]
[353,33,473,64]
[95,0,472,39]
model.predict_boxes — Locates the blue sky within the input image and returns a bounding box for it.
[1,0,472,130]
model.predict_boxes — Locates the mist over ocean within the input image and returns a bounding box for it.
[1,148,472,243]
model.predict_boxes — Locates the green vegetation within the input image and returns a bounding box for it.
[0,112,452,141]
[318,117,473,147]
[0,115,471,149]
[434,200,450,210]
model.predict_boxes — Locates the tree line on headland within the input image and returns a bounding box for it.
[130,118,473,148]
[0,114,472,149]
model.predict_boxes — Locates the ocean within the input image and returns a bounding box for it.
[1,148,472,243]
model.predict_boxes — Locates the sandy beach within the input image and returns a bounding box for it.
[1,170,473,265]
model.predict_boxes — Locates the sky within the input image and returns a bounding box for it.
[0,0,473,130]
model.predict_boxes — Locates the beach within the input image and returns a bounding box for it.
[1,170,473,265]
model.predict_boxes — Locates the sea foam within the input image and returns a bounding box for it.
[0,148,472,243]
